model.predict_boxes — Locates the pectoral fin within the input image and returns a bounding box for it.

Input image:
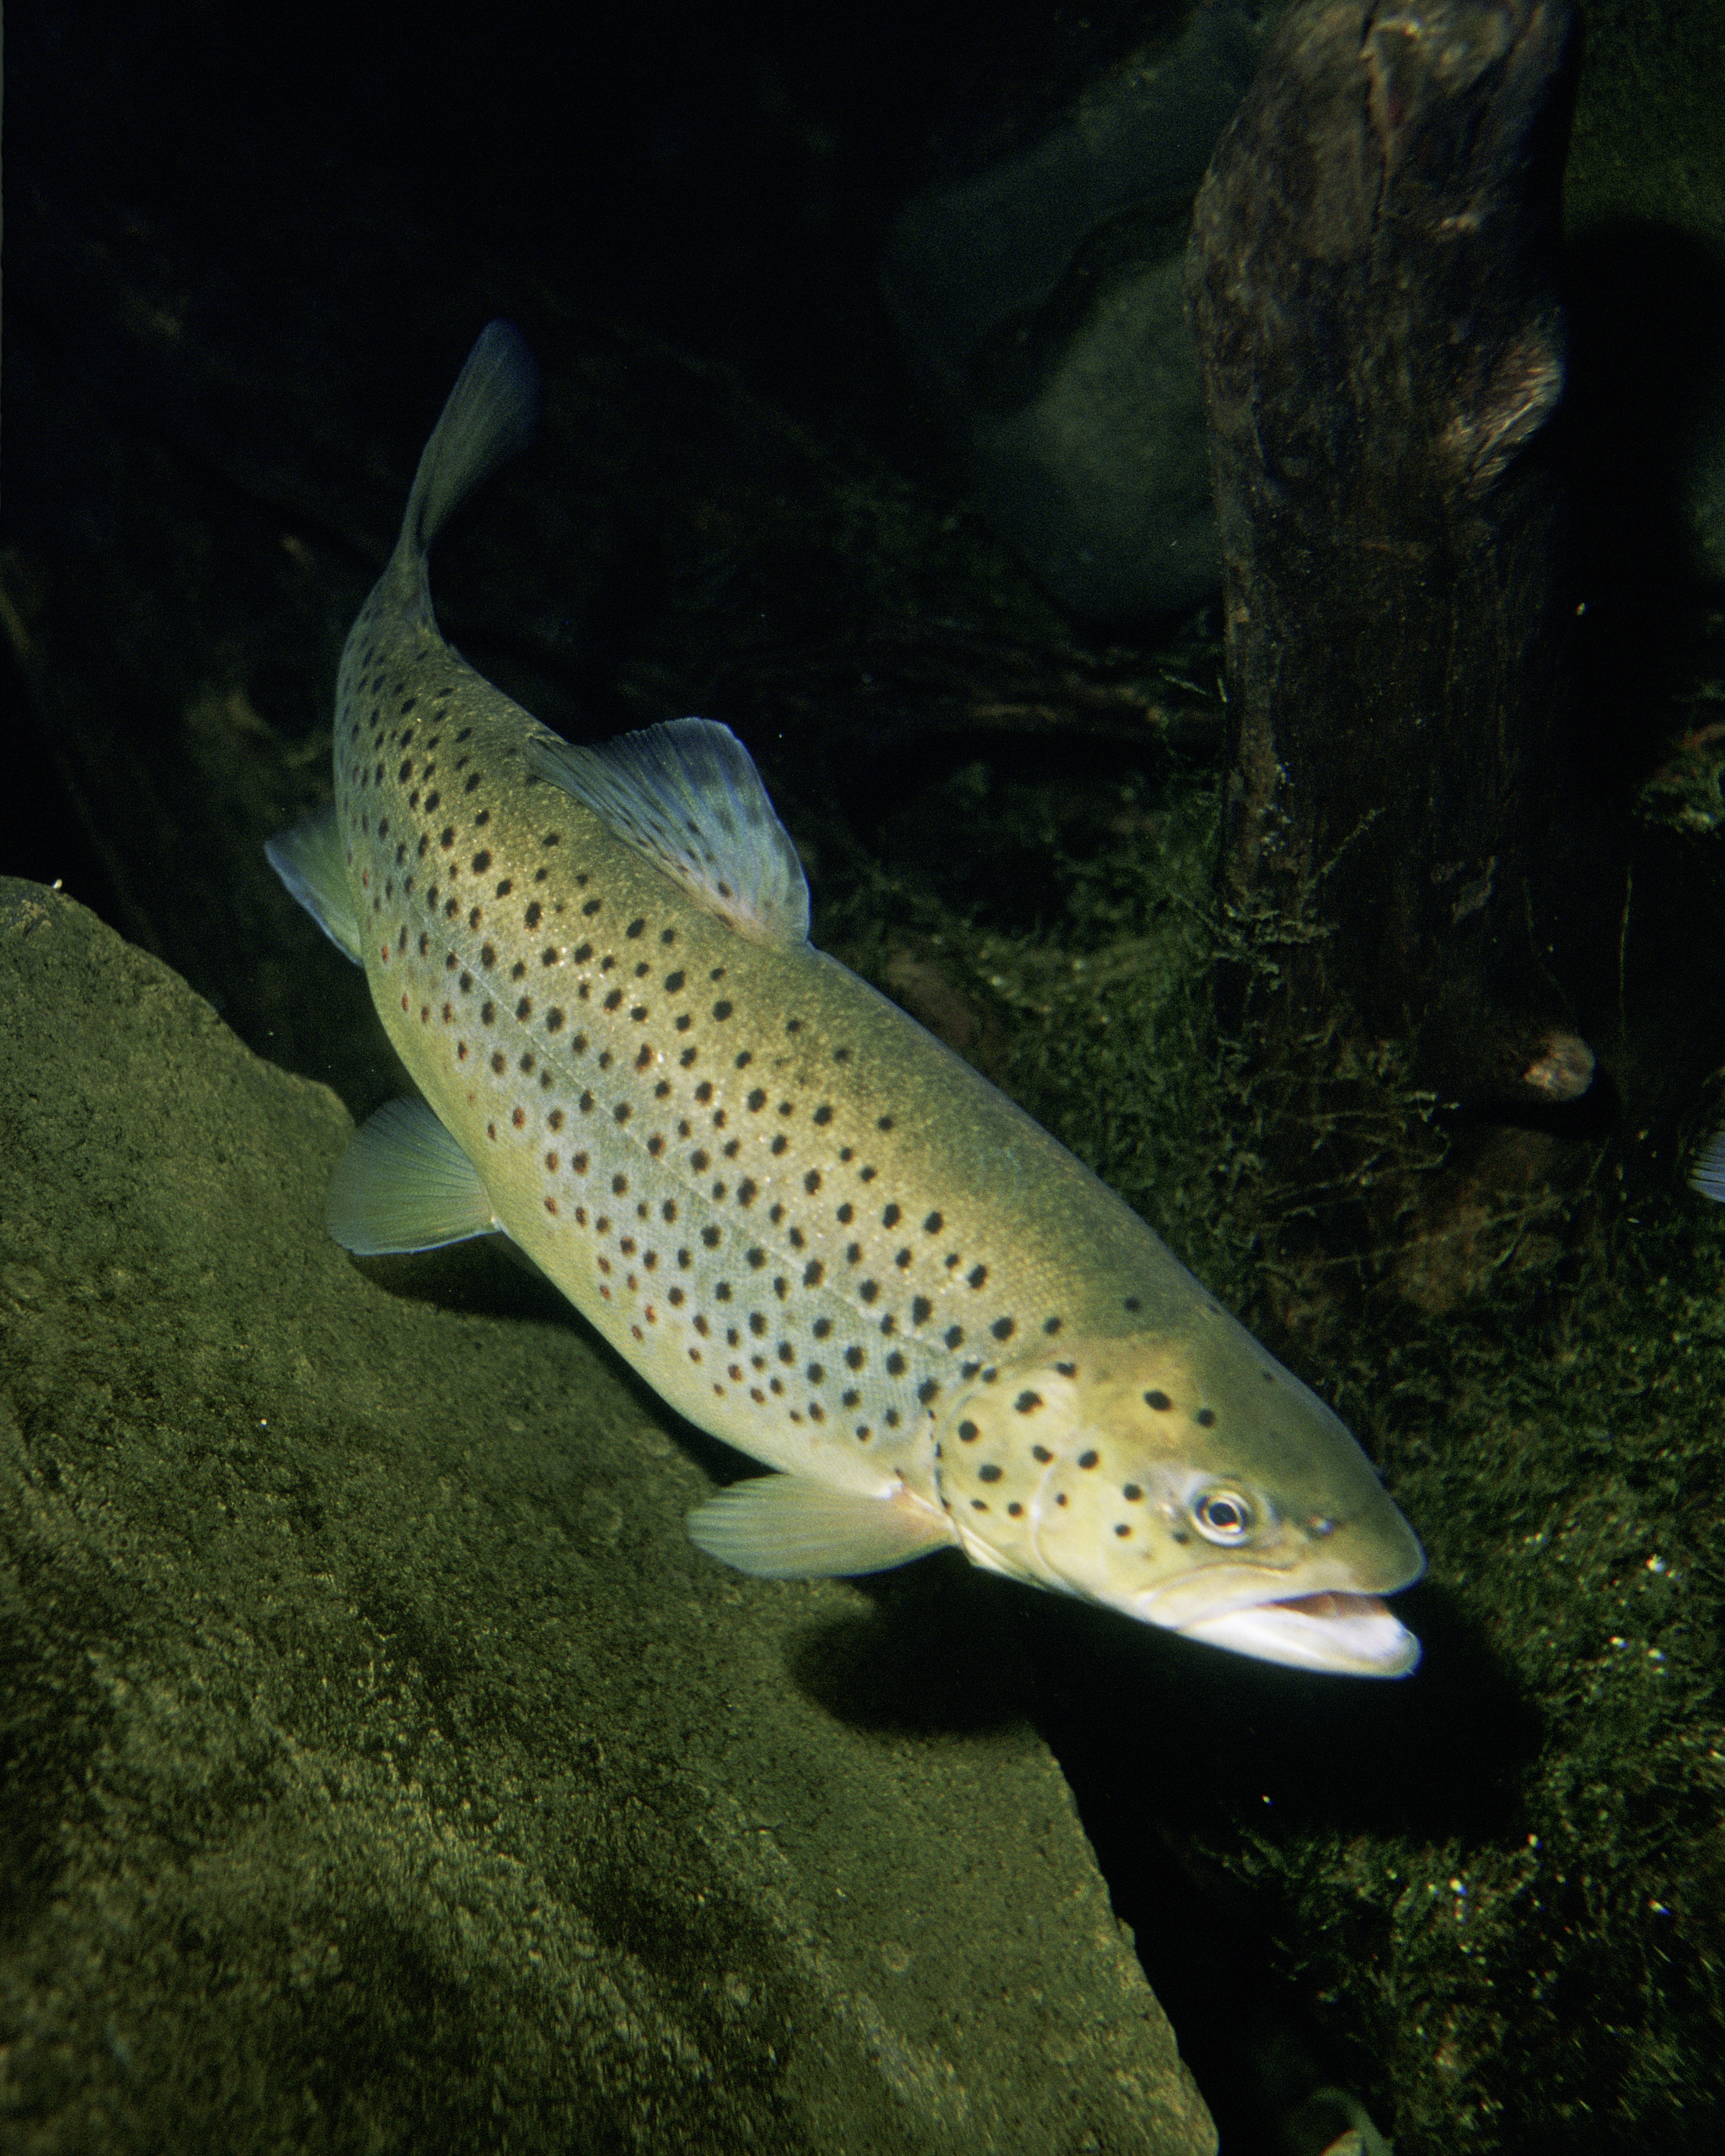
[686,1475,954,1579]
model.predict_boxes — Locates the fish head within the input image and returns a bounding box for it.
[932,1320,1424,1677]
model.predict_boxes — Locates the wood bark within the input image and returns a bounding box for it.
[1187,0,1591,1123]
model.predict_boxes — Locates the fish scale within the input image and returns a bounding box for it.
[334,607,1182,1489]
[270,321,1427,1674]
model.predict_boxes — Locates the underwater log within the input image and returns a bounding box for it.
[1187,0,1590,1116]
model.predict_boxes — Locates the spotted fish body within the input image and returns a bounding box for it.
[270,323,1425,1676]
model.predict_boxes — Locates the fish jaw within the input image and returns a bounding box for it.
[933,1335,1425,1677]
[1175,1590,1420,1677]
[1127,1520,1426,1677]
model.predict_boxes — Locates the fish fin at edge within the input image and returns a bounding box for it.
[264,806,362,964]
[1692,1124,1725,1202]
[327,1097,502,1255]
[527,717,810,948]
[686,1474,954,1578]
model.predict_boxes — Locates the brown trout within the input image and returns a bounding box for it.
[269,323,1424,1674]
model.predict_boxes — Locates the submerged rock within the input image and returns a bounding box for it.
[882,1,1270,622]
[0,879,1214,2155]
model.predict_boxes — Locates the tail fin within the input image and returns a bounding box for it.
[399,321,541,564]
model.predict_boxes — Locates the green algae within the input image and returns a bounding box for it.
[0,878,1215,2156]
[796,591,1725,2152]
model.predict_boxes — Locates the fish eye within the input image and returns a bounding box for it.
[1192,1488,1256,1544]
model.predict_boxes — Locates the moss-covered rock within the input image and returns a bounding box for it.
[0,877,1214,2156]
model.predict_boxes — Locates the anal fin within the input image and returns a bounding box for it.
[686,1475,954,1579]
[264,806,362,964]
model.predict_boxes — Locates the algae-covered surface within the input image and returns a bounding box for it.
[0,878,1215,2155]
[804,662,1725,2153]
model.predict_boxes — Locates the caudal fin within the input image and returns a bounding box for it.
[399,321,540,563]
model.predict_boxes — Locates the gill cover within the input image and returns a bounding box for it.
[934,1337,1424,1676]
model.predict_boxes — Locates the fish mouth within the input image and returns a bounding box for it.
[1178,1590,1420,1677]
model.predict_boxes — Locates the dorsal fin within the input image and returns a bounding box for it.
[526,717,810,947]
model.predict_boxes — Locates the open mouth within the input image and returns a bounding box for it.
[1179,1590,1420,1677]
